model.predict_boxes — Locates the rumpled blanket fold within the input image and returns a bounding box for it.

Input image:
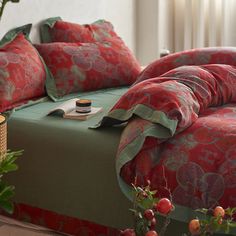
[98,48,236,224]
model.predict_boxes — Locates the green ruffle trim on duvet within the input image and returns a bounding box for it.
[116,122,199,223]
[116,122,173,173]
[97,104,178,135]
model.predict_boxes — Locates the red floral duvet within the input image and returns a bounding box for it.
[98,48,236,222]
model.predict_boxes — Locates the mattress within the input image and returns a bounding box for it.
[6,87,134,229]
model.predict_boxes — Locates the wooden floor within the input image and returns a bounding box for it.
[0,215,68,236]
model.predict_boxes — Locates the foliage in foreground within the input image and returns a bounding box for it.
[121,180,236,236]
[0,150,22,214]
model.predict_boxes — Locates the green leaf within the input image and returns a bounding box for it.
[0,185,14,200]
[0,150,22,174]
[135,219,145,236]
[1,163,18,172]
[10,0,20,3]
[200,219,209,225]
[149,190,157,195]
[0,199,14,214]
[139,197,154,209]
[225,207,236,216]
[0,150,22,216]
[195,208,208,214]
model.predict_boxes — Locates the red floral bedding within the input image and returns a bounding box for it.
[98,48,236,222]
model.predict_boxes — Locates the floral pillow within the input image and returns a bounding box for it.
[35,38,141,100]
[0,25,50,112]
[40,17,120,43]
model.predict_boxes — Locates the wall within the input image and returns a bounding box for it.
[136,0,175,65]
[0,0,136,53]
[136,0,159,65]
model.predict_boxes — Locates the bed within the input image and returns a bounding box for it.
[4,47,236,236]
[96,47,236,235]
[5,87,135,232]
[1,13,235,235]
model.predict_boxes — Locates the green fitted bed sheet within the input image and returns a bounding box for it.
[6,87,134,229]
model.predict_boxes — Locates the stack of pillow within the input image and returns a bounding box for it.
[0,17,141,112]
[0,24,47,112]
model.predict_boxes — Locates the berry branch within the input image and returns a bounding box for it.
[120,166,236,236]
[121,168,174,236]
[159,166,172,236]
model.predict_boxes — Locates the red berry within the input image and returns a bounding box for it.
[156,198,173,215]
[214,206,225,218]
[121,228,136,236]
[145,230,158,236]
[144,209,155,220]
[189,219,200,235]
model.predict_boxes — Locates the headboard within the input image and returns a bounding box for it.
[0,0,136,53]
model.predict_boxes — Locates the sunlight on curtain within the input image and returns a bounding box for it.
[158,0,236,53]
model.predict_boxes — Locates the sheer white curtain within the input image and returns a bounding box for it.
[158,0,236,55]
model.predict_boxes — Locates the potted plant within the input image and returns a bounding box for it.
[0,0,20,20]
[0,114,22,215]
[0,150,22,213]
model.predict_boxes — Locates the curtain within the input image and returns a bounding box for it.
[157,0,236,54]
